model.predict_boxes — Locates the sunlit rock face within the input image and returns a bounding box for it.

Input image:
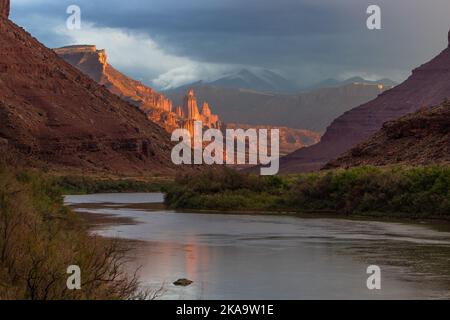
[178,89,221,138]
[0,0,9,18]
[55,46,222,135]
[182,89,202,121]
[55,45,172,112]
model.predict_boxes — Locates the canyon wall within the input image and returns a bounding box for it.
[0,17,177,175]
[55,46,221,134]
[325,101,450,168]
[278,30,450,173]
[0,0,9,18]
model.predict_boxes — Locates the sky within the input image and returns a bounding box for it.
[10,0,450,90]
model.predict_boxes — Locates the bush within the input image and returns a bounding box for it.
[165,167,289,211]
[165,166,450,218]
[0,165,139,299]
[53,175,169,194]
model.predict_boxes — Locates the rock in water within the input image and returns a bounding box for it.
[173,279,193,287]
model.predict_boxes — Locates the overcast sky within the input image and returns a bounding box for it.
[10,0,450,89]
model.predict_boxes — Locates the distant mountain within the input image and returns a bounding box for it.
[324,101,450,169]
[208,69,297,93]
[278,30,450,173]
[180,71,395,95]
[165,82,391,132]
[305,77,397,91]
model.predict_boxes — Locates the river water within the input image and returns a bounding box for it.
[65,193,450,300]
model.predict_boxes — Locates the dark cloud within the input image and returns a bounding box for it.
[10,0,450,87]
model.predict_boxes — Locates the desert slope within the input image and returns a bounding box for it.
[279,30,450,173]
[0,10,176,175]
[324,101,450,168]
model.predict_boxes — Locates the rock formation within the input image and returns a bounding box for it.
[182,89,201,121]
[278,29,450,173]
[324,101,450,168]
[0,0,9,18]
[178,89,221,138]
[55,46,222,134]
[0,16,177,175]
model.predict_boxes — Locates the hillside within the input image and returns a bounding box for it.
[278,30,450,173]
[325,101,450,168]
[225,123,320,155]
[0,7,176,176]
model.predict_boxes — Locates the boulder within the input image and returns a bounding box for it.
[173,278,193,287]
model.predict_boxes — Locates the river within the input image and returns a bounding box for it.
[65,193,450,300]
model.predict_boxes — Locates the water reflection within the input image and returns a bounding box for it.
[65,193,450,300]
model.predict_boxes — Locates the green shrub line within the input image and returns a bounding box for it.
[53,175,172,195]
[165,166,450,219]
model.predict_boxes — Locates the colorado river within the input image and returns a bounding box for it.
[65,193,450,300]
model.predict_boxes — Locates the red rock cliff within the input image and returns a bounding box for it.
[0,0,9,18]
[279,29,450,173]
[0,18,177,175]
[325,101,450,168]
[55,45,172,111]
[55,46,222,134]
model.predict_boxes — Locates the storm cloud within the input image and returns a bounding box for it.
[10,0,450,89]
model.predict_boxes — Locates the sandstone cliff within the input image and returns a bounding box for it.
[0,0,9,18]
[0,16,177,175]
[55,46,172,111]
[279,30,450,173]
[178,89,221,138]
[55,46,221,134]
[324,101,450,168]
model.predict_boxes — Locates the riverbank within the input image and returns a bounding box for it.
[0,165,142,299]
[69,192,450,300]
[52,175,173,195]
[165,166,450,221]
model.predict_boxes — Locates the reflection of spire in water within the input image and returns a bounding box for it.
[184,234,209,299]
